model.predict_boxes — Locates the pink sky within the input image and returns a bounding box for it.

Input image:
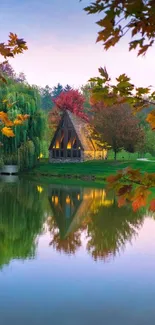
[2,0,155,89]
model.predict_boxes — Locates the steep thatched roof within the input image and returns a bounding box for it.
[67,111,96,151]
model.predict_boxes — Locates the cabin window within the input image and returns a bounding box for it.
[73,150,77,158]
[78,150,81,158]
[60,150,63,158]
[67,150,71,157]
[52,149,55,158]
[56,150,59,158]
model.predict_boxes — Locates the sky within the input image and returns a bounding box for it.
[0,0,155,89]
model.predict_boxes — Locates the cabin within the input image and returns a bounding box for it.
[49,110,107,162]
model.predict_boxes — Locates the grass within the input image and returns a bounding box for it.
[28,159,155,183]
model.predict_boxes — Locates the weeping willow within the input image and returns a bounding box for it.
[0,77,46,170]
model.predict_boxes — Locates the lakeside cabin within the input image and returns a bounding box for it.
[49,110,107,162]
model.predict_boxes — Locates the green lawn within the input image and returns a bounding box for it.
[29,159,155,182]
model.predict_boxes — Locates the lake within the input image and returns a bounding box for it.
[0,177,155,325]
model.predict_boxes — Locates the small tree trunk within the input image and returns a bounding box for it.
[114,150,117,160]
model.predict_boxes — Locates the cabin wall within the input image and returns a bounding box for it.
[83,150,107,161]
[49,150,84,163]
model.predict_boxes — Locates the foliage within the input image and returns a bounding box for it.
[52,89,88,120]
[40,85,54,111]
[0,78,46,170]
[0,32,27,82]
[107,167,155,212]
[0,33,28,138]
[0,62,16,79]
[52,83,64,99]
[80,82,95,116]
[40,84,73,111]
[89,67,155,119]
[83,0,155,56]
[48,108,61,139]
[0,157,4,169]
[136,127,155,156]
[92,102,144,159]
[64,84,72,92]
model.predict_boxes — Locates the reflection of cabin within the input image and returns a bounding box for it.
[49,110,107,162]
[48,185,113,239]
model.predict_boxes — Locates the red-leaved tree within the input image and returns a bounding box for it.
[52,89,88,120]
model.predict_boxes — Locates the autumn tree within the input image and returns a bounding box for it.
[93,103,144,160]
[52,89,88,120]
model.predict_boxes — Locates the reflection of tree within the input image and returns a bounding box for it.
[49,230,81,255]
[47,216,81,255]
[86,200,144,261]
[0,179,48,268]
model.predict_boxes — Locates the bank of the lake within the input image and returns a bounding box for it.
[28,160,155,184]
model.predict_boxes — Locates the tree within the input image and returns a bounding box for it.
[140,128,155,156]
[40,85,54,111]
[52,89,88,120]
[0,62,15,79]
[93,103,144,160]
[64,84,72,92]
[83,0,155,56]
[15,72,27,83]
[0,77,46,170]
[81,83,95,116]
[52,83,63,98]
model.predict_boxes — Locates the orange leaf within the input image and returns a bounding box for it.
[106,173,122,183]
[1,127,14,137]
[14,119,23,125]
[146,110,155,130]
[149,200,155,212]
[131,187,150,211]
[118,196,126,208]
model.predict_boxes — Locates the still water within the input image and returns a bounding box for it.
[0,177,155,325]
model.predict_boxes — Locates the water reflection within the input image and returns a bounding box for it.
[0,179,147,268]
[48,185,144,261]
[0,179,50,268]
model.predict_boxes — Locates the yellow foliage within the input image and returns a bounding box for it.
[14,119,23,126]
[1,127,14,137]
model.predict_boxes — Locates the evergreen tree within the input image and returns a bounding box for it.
[52,83,63,98]
[40,85,54,111]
